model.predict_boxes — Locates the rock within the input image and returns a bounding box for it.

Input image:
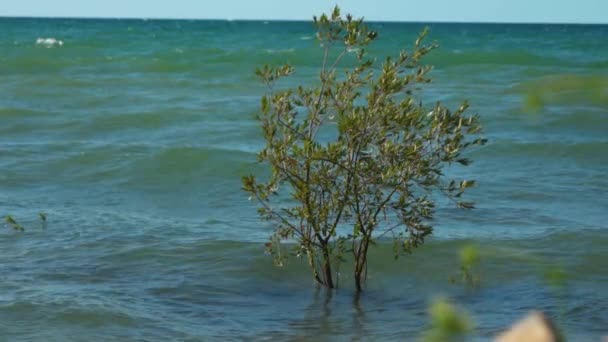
[495,312,560,342]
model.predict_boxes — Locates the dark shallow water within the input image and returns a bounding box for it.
[0,18,607,340]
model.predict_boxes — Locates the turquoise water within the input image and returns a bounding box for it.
[1,18,607,340]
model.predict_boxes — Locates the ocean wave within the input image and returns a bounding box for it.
[80,111,199,134]
[511,74,608,108]
[134,145,255,169]
[36,37,64,47]
[264,48,295,54]
[425,49,568,68]
[475,140,608,162]
[0,107,47,119]
[75,228,608,277]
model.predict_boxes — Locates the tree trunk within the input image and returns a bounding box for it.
[321,244,335,289]
[354,238,369,292]
[355,267,363,292]
[321,243,335,288]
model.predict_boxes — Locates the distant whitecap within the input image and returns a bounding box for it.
[264,48,295,54]
[36,37,64,47]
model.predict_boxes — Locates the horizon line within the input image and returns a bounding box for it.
[1,15,607,26]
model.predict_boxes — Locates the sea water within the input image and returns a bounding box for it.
[1,18,607,340]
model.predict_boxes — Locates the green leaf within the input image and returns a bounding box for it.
[331,6,340,20]
[261,95,269,114]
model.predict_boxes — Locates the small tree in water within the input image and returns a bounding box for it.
[242,7,486,291]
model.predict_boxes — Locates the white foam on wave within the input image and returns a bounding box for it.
[264,48,295,54]
[36,38,64,47]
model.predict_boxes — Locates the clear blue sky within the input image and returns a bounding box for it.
[2,0,606,24]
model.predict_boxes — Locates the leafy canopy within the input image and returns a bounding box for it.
[243,6,485,290]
